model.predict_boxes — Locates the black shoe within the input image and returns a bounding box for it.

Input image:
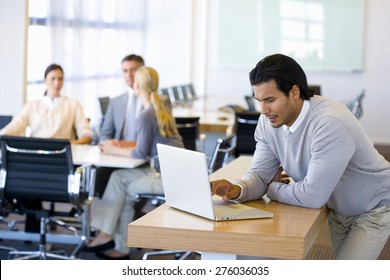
[82,240,115,252]
[95,251,129,260]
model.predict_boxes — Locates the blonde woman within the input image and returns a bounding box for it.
[85,66,184,259]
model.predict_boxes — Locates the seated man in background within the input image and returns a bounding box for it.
[95,54,145,198]
[211,54,390,260]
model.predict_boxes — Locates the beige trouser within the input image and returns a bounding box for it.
[328,205,390,260]
[91,167,163,254]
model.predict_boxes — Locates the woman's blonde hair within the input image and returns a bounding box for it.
[135,66,178,138]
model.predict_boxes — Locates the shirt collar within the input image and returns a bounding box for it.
[128,87,135,97]
[283,100,310,133]
[42,96,62,109]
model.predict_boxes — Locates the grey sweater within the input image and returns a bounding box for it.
[235,95,390,216]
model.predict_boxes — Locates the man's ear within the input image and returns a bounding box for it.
[290,85,300,99]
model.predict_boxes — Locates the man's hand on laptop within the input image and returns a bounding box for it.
[210,179,241,201]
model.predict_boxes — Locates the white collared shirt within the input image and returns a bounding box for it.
[42,96,62,110]
[283,100,310,134]
[127,88,142,117]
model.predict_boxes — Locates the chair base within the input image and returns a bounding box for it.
[5,216,86,260]
[142,250,198,260]
[8,248,74,260]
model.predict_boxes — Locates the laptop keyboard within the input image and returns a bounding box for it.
[214,203,256,216]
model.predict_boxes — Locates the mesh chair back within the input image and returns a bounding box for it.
[0,136,77,204]
[234,112,260,157]
[175,117,200,151]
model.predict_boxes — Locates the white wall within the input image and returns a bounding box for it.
[2,0,390,143]
[0,0,28,116]
[144,0,193,88]
[203,0,390,143]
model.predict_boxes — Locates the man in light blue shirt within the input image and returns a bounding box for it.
[211,54,390,259]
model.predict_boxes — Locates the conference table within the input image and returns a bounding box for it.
[127,156,329,260]
[71,144,146,168]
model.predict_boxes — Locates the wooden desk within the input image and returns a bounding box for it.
[71,144,146,168]
[127,156,329,259]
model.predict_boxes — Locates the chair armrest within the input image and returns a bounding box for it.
[134,193,165,202]
[70,164,96,209]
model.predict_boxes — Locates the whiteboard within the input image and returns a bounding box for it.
[218,0,365,72]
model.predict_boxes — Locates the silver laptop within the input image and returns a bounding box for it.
[157,143,273,221]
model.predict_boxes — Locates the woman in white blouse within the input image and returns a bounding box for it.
[0,64,95,233]
[0,64,95,144]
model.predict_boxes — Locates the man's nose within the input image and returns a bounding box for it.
[259,103,270,114]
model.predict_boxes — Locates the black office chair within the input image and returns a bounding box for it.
[0,136,95,259]
[187,84,197,101]
[0,115,18,230]
[346,90,365,119]
[97,96,110,133]
[0,115,12,130]
[244,95,257,112]
[98,96,110,116]
[308,85,322,96]
[160,88,176,105]
[234,111,260,158]
[171,86,184,105]
[208,134,236,174]
[175,117,200,151]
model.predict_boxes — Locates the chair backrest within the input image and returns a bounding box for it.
[0,136,92,207]
[245,95,257,112]
[174,117,200,151]
[181,84,197,103]
[0,115,12,130]
[160,84,197,107]
[347,90,365,119]
[172,86,184,105]
[234,112,260,157]
[208,134,236,174]
[308,85,321,96]
[98,97,110,116]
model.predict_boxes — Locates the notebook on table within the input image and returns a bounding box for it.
[157,143,273,221]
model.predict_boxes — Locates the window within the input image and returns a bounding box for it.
[280,0,324,60]
[27,0,146,129]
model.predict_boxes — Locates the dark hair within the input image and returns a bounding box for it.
[121,54,145,66]
[43,64,64,96]
[249,54,311,100]
[44,64,64,79]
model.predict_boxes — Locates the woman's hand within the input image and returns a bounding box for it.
[98,140,133,156]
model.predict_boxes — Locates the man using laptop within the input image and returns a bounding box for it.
[211,54,390,260]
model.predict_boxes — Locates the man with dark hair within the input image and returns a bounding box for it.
[99,54,145,141]
[211,54,390,259]
[95,54,145,197]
